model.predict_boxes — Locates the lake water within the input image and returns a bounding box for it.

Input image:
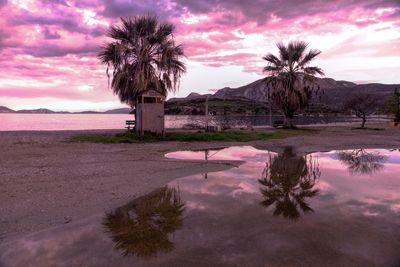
[1,146,399,266]
[0,113,389,131]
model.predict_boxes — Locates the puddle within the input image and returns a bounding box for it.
[1,147,400,267]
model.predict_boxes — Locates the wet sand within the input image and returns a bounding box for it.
[1,124,399,243]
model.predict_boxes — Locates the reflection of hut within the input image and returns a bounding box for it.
[135,90,165,134]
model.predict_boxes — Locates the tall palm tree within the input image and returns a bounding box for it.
[263,41,324,128]
[98,15,186,108]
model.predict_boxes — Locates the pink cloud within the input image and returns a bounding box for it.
[192,53,263,73]
[0,88,82,99]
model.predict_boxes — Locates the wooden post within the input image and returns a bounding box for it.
[140,95,144,136]
[204,149,209,179]
[395,88,400,121]
[205,95,209,131]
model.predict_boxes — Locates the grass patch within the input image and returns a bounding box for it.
[70,129,318,144]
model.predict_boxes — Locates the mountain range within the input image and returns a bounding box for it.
[169,77,399,108]
[1,77,398,114]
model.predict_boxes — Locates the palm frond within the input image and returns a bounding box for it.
[263,54,282,68]
[276,42,289,61]
[298,49,321,67]
[288,40,308,63]
[303,66,324,76]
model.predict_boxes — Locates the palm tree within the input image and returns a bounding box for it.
[98,15,186,108]
[263,41,324,128]
[259,147,320,220]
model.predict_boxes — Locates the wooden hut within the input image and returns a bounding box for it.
[135,90,165,134]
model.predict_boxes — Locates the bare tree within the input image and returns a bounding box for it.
[336,149,387,175]
[343,93,379,128]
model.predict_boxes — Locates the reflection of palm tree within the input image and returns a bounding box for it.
[259,147,320,220]
[103,186,184,258]
[336,149,387,175]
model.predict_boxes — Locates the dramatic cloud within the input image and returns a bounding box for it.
[0,0,399,111]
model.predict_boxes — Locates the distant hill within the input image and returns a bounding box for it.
[16,108,56,114]
[169,92,212,102]
[75,108,132,114]
[0,107,132,114]
[319,82,398,109]
[0,106,15,113]
[76,111,101,114]
[208,77,398,105]
[213,79,267,101]
[103,108,132,114]
[167,77,399,113]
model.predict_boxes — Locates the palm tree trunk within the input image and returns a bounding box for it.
[268,86,272,126]
[283,115,295,129]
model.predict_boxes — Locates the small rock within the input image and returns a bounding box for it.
[63,216,72,224]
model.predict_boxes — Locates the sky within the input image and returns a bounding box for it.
[0,0,399,111]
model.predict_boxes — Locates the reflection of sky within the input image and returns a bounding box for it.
[318,149,400,164]
[166,146,274,162]
[169,147,400,216]
[167,146,274,201]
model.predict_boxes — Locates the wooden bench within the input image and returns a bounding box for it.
[273,120,284,128]
[125,120,136,131]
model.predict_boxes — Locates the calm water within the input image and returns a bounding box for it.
[1,146,399,267]
[0,113,388,131]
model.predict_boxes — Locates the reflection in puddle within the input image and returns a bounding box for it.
[103,186,184,258]
[336,149,387,175]
[1,146,400,267]
[259,147,320,219]
[168,147,231,179]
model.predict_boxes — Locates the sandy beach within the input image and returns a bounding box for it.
[1,125,399,243]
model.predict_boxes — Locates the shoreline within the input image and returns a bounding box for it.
[0,112,391,132]
[1,124,400,243]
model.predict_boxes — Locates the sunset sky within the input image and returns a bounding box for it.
[0,0,399,111]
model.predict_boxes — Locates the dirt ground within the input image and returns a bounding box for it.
[0,124,399,243]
